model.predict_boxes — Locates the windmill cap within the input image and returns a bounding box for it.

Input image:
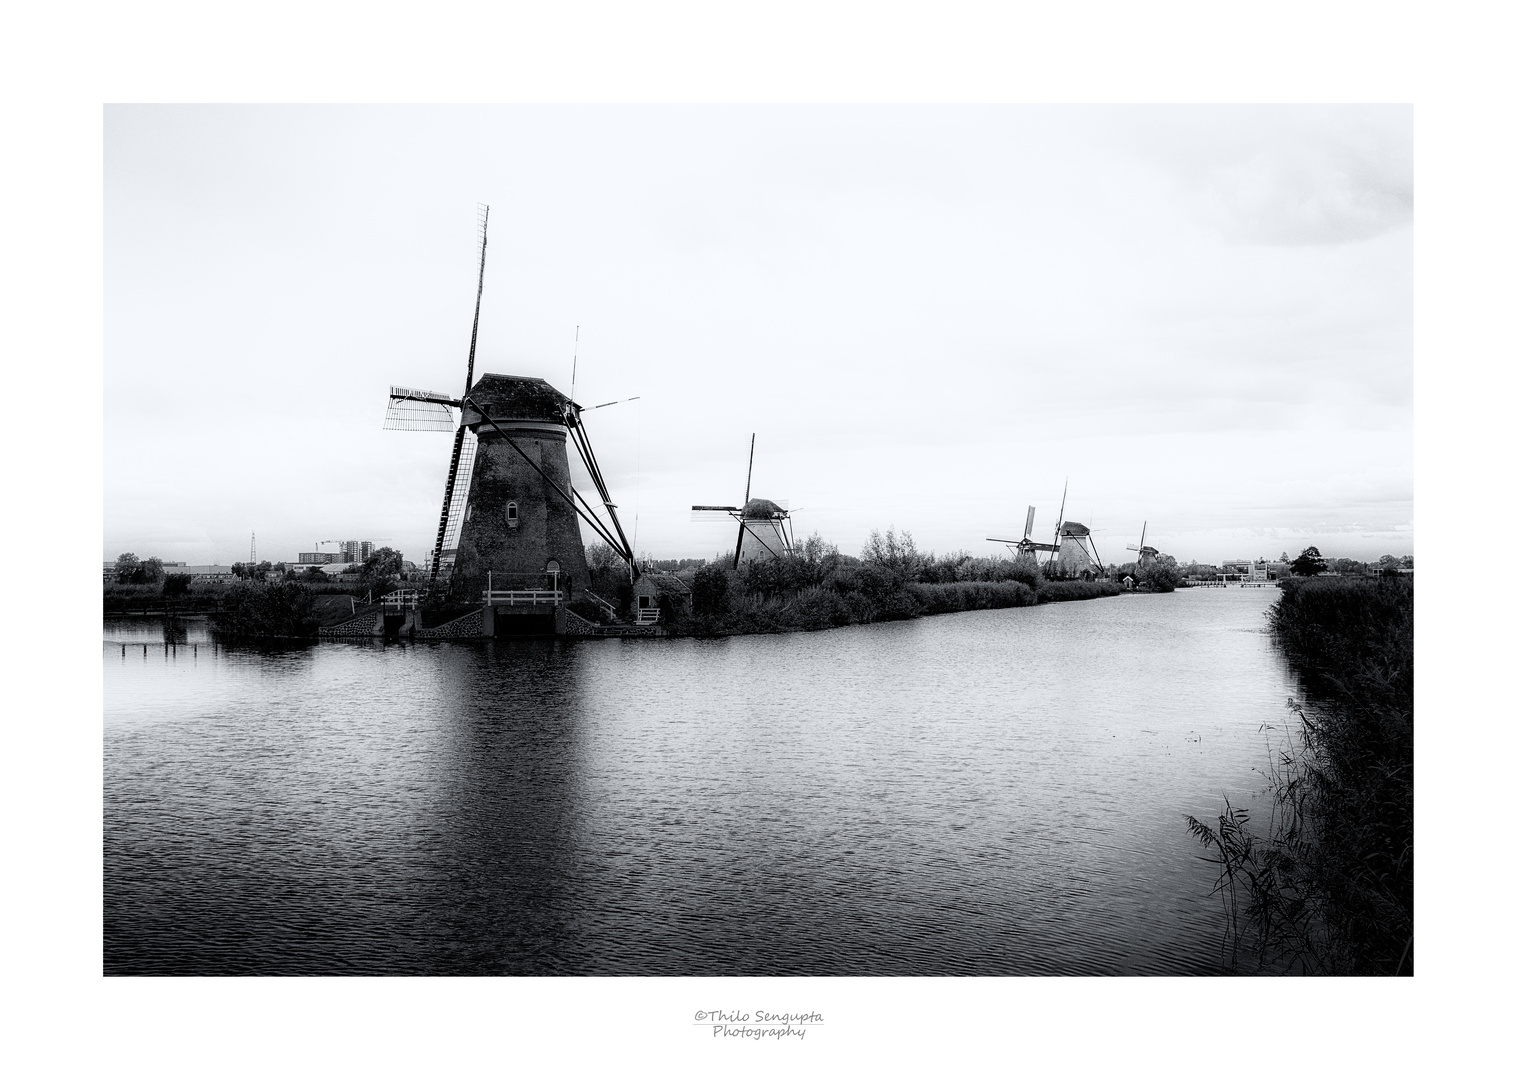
[741,498,786,519]
[465,374,575,423]
[1058,521,1091,536]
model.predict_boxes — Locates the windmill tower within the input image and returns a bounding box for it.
[383,206,638,607]
[692,434,794,568]
[1052,520,1103,577]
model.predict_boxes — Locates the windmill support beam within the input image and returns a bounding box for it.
[567,418,639,579]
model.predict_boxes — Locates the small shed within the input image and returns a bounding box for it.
[632,577,662,624]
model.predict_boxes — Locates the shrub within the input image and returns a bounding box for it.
[690,565,730,616]
[1038,580,1121,603]
[210,582,319,640]
[1137,555,1183,592]
[860,527,922,581]
[907,580,1037,614]
[566,597,608,623]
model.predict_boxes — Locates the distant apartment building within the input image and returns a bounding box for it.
[339,540,374,563]
[297,541,374,565]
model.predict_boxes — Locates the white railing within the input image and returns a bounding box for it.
[481,589,562,606]
[583,590,619,620]
[634,606,661,625]
[382,589,421,610]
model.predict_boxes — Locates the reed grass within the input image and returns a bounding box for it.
[1187,575,1412,974]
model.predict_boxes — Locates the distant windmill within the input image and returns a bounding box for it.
[692,434,794,568]
[990,482,1104,576]
[382,205,639,601]
[1052,518,1103,576]
[988,504,1057,561]
[1126,522,1159,565]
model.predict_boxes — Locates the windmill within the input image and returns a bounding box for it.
[989,482,1104,576]
[1052,518,1104,577]
[692,434,794,568]
[1126,522,1159,565]
[383,205,639,603]
[988,504,1057,562]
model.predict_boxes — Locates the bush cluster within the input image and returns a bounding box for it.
[210,582,320,641]
[659,528,1112,637]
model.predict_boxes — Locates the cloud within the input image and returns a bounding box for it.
[1118,105,1412,246]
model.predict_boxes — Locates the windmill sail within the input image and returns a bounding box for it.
[428,203,491,583]
[433,428,478,575]
[384,386,459,431]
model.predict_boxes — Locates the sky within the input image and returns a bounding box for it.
[104,104,1412,567]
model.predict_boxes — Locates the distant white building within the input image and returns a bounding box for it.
[164,565,236,583]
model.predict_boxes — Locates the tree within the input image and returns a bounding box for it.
[586,542,624,574]
[861,527,922,581]
[1138,554,1183,592]
[163,573,192,598]
[357,547,404,594]
[1292,546,1328,576]
[114,552,141,584]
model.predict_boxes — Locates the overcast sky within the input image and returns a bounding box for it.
[104,104,1411,567]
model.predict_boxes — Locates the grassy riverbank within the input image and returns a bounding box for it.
[1187,574,1413,974]
[655,532,1120,637]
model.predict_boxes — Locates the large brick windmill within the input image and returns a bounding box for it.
[383,205,638,603]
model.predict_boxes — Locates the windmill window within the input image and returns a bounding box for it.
[506,501,519,528]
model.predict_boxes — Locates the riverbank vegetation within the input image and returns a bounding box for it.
[644,529,1118,637]
[104,548,409,617]
[209,582,322,641]
[1187,574,1413,974]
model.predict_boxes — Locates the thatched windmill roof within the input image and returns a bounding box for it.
[465,374,575,423]
[740,498,786,520]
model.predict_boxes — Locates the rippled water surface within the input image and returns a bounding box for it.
[105,590,1293,975]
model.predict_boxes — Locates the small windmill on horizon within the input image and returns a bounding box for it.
[692,434,794,568]
[1126,522,1159,565]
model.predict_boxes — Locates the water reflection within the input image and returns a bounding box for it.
[105,589,1292,974]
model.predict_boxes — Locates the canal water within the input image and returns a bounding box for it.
[104,589,1293,975]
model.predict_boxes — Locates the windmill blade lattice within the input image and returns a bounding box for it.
[384,386,459,432]
[434,428,478,572]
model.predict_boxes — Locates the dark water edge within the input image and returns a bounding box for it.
[105,591,1291,976]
